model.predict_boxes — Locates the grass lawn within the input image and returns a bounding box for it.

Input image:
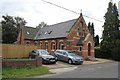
[2,65,53,79]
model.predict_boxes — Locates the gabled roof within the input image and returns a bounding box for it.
[22,26,39,40]
[22,19,77,40]
[35,19,77,40]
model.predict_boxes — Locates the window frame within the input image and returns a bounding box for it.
[77,28,79,36]
[40,42,42,49]
[82,30,85,37]
[26,41,30,46]
[45,42,48,50]
[79,46,82,52]
[59,42,64,50]
[51,42,55,51]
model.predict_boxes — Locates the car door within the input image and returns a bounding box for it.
[55,51,63,60]
[62,51,69,61]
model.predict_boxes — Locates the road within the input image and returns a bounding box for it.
[29,62,118,78]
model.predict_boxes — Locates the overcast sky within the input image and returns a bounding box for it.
[0,0,119,41]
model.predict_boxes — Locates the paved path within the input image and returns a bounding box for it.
[26,62,118,78]
[42,58,115,69]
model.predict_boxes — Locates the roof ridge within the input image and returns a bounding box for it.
[23,26,38,29]
[48,18,77,27]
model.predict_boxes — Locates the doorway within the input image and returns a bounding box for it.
[88,43,91,56]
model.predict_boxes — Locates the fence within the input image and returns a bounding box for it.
[1,44,40,58]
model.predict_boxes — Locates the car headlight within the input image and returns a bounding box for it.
[73,58,77,60]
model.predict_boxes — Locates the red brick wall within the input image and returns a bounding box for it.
[16,15,94,59]
[2,56,42,67]
[37,38,67,54]
[66,15,94,59]
[82,34,94,59]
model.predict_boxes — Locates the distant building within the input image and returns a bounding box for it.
[16,13,95,60]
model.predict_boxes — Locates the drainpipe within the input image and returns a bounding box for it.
[56,40,57,49]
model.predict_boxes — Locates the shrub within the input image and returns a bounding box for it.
[95,47,102,58]
[111,47,120,61]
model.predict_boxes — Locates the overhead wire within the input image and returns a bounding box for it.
[41,0,104,23]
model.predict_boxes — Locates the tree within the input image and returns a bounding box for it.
[88,22,97,46]
[94,35,99,46]
[1,15,26,44]
[91,23,95,37]
[88,22,95,38]
[36,22,47,29]
[100,1,120,59]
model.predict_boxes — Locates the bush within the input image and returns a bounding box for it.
[100,40,113,59]
[111,47,120,61]
[95,47,102,58]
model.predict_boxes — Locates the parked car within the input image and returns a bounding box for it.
[29,49,57,64]
[54,50,84,64]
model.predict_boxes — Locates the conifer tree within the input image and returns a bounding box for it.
[100,1,120,60]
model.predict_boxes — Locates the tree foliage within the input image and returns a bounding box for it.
[94,35,99,46]
[100,1,120,60]
[36,22,47,29]
[88,22,95,37]
[1,15,26,44]
[88,22,99,46]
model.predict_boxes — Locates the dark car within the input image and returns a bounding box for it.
[29,49,57,64]
[54,50,84,64]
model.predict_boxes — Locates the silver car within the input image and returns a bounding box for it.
[54,50,84,64]
[29,49,57,64]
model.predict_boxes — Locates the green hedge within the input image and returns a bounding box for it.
[111,47,120,61]
[95,47,103,58]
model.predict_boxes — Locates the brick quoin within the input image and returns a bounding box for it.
[16,14,94,59]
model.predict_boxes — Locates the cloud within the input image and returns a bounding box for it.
[0,0,119,41]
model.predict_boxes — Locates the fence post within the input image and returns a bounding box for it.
[36,56,42,67]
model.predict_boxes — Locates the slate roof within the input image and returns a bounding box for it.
[22,19,77,40]
[35,19,77,40]
[22,26,39,40]
[76,37,85,46]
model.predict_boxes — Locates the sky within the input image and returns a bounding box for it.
[0,0,119,41]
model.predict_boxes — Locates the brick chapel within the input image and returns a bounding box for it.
[16,13,95,59]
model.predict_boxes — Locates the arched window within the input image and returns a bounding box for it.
[80,22,83,27]
[77,28,79,36]
[34,41,37,46]
[59,42,64,50]
[82,30,85,37]
[26,41,30,46]
[79,46,82,52]
[40,42,42,49]
[51,42,55,50]
[45,42,48,50]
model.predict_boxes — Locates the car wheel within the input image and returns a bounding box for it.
[68,59,73,64]
[53,62,56,64]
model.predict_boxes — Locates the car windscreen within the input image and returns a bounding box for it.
[67,51,76,56]
[39,51,50,55]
